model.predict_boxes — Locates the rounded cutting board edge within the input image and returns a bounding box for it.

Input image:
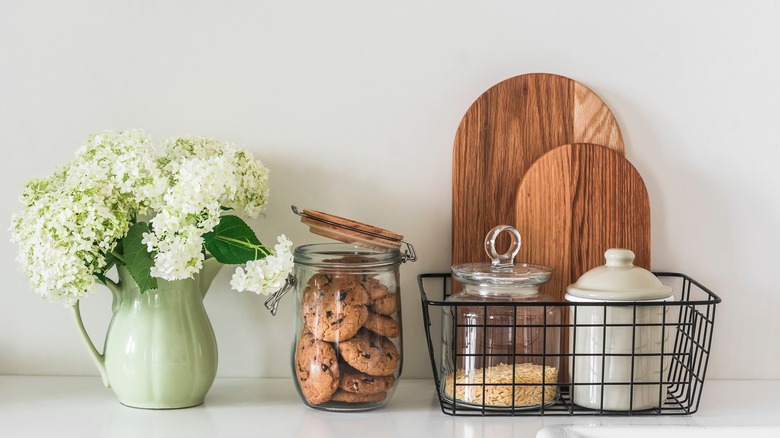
[514,142,651,300]
[514,142,651,384]
[452,73,625,271]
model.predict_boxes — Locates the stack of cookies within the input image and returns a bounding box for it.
[294,273,401,406]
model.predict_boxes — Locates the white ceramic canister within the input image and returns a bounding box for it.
[565,249,674,411]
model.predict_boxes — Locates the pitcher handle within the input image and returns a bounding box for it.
[70,278,122,388]
[72,301,109,387]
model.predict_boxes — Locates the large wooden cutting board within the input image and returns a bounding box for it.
[452,73,625,270]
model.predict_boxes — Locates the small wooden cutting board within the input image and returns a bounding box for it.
[514,143,651,295]
[515,143,651,381]
[452,73,625,271]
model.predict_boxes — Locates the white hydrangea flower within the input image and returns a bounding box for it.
[230,235,294,295]
[160,136,269,218]
[141,136,272,281]
[10,130,162,305]
[11,130,286,305]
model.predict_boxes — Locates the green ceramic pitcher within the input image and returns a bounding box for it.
[72,257,223,409]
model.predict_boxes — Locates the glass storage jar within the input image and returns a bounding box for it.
[441,225,560,410]
[266,207,416,411]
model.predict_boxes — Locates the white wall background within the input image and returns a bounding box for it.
[1,0,778,380]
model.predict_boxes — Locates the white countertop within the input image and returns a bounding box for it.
[1,377,777,437]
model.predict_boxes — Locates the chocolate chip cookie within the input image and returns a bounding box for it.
[339,363,396,394]
[364,278,388,301]
[364,278,398,315]
[363,311,400,338]
[337,329,400,377]
[330,389,387,403]
[371,294,398,316]
[295,333,339,405]
[307,273,332,290]
[303,276,369,342]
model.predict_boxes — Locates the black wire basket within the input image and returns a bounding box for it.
[418,272,721,416]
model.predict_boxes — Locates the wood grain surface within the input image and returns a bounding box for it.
[452,73,625,271]
[300,208,403,250]
[515,143,651,380]
[514,143,650,292]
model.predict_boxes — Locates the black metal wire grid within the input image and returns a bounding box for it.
[418,272,721,416]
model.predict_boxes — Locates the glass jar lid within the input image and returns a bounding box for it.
[292,206,417,262]
[451,225,552,287]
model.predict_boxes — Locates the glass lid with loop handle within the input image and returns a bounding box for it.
[451,225,552,293]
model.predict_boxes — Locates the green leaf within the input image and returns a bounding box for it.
[203,215,270,264]
[123,222,157,293]
[95,272,108,285]
[94,241,123,284]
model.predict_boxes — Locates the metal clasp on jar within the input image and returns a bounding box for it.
[264,274,297,316]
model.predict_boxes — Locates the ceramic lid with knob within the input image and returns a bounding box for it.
[451,225,552,288]
[566,248,672,301]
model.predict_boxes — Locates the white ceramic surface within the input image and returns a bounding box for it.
[536,425,780,438]
[3,378,780,438]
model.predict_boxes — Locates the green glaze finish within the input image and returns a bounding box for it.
[72,257,222,409]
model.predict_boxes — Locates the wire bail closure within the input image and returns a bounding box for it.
[401,241,417,263]
[484,225,522,268]
[264,274,297,316]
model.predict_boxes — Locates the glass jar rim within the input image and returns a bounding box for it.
[459,283,546,298]
[293,243,404,268]
[452,261,552,287]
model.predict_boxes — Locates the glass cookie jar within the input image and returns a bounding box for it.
[266,207,416,411]
[441,225,560,410]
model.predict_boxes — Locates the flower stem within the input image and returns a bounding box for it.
[215,236,272,256]
[110,251,126,263]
